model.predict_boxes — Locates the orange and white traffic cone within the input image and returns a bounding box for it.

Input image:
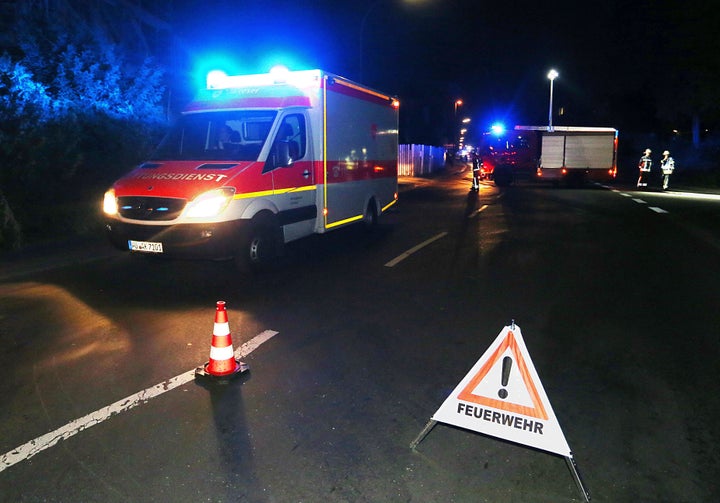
[195,301,249,380]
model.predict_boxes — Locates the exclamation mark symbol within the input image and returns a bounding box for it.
[498,356,512,399]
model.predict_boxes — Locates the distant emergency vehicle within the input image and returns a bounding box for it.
[103,68,399,268]
[479,126,618,186]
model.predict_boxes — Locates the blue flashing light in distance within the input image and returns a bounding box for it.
[491,123,506,136]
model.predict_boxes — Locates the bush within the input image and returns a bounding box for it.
[0,14,167,249]
[0,190,22,250]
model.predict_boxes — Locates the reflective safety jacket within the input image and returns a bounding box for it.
[660,156,675,175]
[639,155,652,172]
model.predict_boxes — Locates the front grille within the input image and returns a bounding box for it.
[117,196,186,221]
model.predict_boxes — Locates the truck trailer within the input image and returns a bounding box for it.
[103,68,399,268]
[480,126,618,186]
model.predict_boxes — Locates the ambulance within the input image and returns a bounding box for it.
[103,67,399,268]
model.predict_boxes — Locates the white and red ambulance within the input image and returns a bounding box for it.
[103,67,399,268]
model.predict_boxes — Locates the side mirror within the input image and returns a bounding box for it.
[264,141,293,173]
[275,141,293,167]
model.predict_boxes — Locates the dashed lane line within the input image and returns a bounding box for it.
[603,186,720,251]
[607,187,669,213]
[468,204,489,219]
[384,232,448,267]
[630,196,669,213]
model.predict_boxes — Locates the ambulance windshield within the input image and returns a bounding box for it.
[151,110,277,161]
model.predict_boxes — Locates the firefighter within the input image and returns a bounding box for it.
[660,150,675,190]
[471,151,481,191]
[637,148,652,188]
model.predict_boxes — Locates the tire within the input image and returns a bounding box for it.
[236,214,280,271]
[493,166,513,187]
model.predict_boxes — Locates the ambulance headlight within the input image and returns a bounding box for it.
[184,187,235,218]
[103,189,118,216]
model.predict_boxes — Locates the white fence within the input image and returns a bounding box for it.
[398,144,447,177]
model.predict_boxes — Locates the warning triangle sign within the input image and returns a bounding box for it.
[431,325,571,457]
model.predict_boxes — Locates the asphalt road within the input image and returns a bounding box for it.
[1,168,719,502]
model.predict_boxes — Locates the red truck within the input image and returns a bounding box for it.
[479,126,618,186]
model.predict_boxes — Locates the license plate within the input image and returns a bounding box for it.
[128,240,164,253]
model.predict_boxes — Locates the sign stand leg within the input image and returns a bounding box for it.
[565,455,591,502]
[409,419,437,450]
[411,419,591,501]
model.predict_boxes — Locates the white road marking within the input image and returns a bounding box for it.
[468,204,489,219]
[602,186,673,213]
[235,329,278,358]
[384,232,448,267]
[0,329,279,473]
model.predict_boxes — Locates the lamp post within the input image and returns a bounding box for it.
[547,69,558,132]
[454,99,463,117]
[451,100,463,150]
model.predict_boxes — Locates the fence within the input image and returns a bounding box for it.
[398,144,447,177]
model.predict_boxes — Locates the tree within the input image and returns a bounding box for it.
[653,1,720,147]
[0,1,169,248]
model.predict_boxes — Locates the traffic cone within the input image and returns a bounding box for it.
[195,301,249,380]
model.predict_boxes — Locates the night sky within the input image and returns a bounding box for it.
[172,0,719,145]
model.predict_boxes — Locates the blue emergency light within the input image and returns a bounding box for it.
[491,123,506,136]
[206,70,228,89]
[268,65,290,83]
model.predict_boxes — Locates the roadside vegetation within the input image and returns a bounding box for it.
[0,10,166,250]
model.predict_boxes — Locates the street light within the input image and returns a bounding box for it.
[547,69,558,132]
[454,99,463,117]
[457,118,470,151]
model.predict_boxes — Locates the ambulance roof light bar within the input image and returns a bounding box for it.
[269,65,290,82]
[206,70,228,90]
[205,67,322,90]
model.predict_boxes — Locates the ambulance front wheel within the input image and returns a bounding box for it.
[236,214,281,271]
